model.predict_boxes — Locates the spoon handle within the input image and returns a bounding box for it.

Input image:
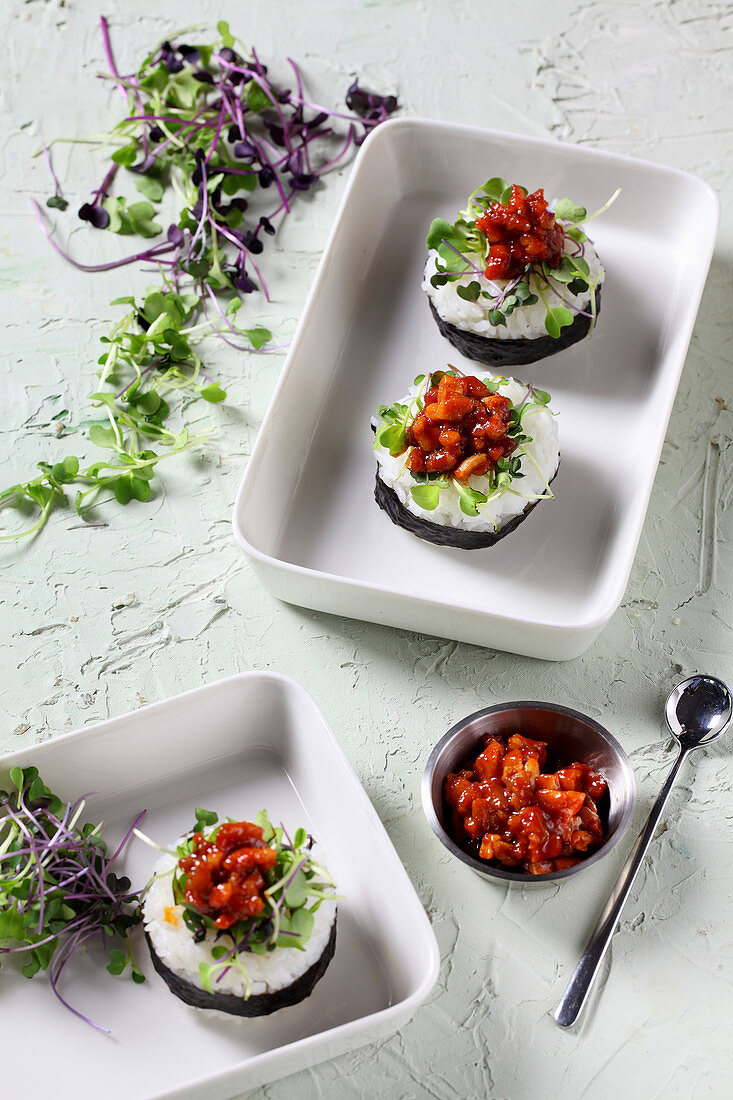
[554,744,690,1028]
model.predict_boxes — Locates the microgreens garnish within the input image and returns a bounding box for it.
[374,402,412,457]
[426,177,619,337]
[0,767,145,1032]
[1,19,397,542]
[42,145,68,212]
[168,809,336,997]
[374,374,554,517]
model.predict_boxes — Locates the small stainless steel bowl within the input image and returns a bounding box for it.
[422,701,636,884]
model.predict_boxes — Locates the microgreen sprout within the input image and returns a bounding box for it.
[0,767,145,1032]
[2,19,398,542]
[42,145,68,211]
[426,177,619,337]
[345,80,399,139]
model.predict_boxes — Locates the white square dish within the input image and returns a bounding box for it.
[0,673,439,1100]
[233,118,718,660]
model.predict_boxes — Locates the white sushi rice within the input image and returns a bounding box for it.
[143,848,337,1000]
[375,375,559,533]
[423,238,603,339]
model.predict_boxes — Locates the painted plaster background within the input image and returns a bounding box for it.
[2,1,732,1097]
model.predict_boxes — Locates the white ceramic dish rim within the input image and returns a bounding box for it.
[0,671,440,1100]
[232,117,720,638]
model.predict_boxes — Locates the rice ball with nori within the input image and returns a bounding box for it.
[143,811,337,1017]
[373,369,559,550]
[424,178,611,366]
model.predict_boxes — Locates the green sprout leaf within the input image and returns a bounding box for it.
[457,484,488,517]
[222,172,257,195]
[248,83,275,113]
[544,256,590,284]
[553,198,587,223]
[88,424,118,449]
[129,476,151,502]
[102,196,162,238]
[255,809,275,842]
[22,956,42,979]
[132,174,165,203]
[113,477,133,505]
[107,949,128,976]
[426,217,457,251]
[410,484,442,511]
[111,143,138,167]
[277,905,314,950]
[10,766,28,790]
[217,20,234,47]
[284,870,309,908]
[566,278,587,296]
[198,961,216,993]
[245,327,271,350]
[375,422,407,456]
[195,808,219,829]
[199,383,227,404]
[131,390,162,415]
[456,281,481,303]
[544,306,574,338]
[0,908,26,942]
[482,177,508,202]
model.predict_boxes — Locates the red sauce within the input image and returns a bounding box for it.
[444,734,607,874]
[476,185,566,281]
[406,373,518,480]
[179,821,277,929]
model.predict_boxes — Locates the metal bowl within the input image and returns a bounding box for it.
[422,701,637,885]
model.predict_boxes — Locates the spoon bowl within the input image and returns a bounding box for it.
[665,674,733,749]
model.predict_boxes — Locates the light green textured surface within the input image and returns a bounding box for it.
[2,2,732,1098]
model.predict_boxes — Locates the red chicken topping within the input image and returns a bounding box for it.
[178,820,277,929]
[476,185,566,281]
[406,373,518,479]
[444,734,607,875]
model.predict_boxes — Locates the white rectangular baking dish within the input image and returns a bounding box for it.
[233,118,718,659]
[0,673,439,1100]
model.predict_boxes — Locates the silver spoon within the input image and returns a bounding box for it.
[554,673,733,1028]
